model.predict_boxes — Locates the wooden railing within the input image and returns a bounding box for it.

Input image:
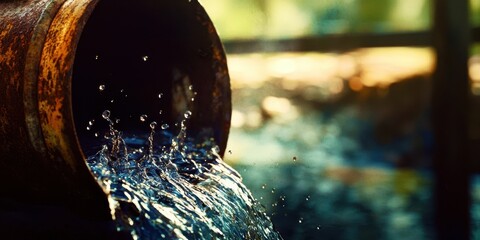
[223,26,480,54]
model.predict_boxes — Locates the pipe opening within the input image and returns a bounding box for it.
[73,0,223,156]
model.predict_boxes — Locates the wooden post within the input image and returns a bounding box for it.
[432,0,471,239]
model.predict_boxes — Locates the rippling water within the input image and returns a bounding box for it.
[86,119,281,239]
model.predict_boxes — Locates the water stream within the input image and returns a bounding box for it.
[85,109,281,239]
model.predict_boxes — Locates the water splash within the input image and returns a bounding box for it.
[86,111,281,239]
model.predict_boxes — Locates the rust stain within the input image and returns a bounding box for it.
[194,2,231,154]
[0,0,115,219]
[0,24,23,93]
[38,97,65,152]
[0,0,68,189]
[38,0,95,171]
[0,106,7,135]
[0,23,14,54]
[23,0,67,156]
[0,1,42,154]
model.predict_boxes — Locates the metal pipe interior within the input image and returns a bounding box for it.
[72,0,206,154]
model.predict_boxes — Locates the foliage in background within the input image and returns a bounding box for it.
[201,0,434,40]
[201,0,480,40]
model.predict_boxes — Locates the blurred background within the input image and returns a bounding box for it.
[199,0,480,239]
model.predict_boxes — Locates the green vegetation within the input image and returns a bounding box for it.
[200,0,480,40]
[201,0,430,39]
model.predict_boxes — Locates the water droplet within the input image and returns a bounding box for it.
[228,150,232,154]
[171,141,178,149]
[293,156,297,162]
[110,99,114,103]
[104,132,111,139]
[161,124,169,130]
[158,93,163,99]
[115,119,120,124]
[99,85,105,91]
[159,110,163,115]
[261,184,266,189]
[94,133,99,137]
[88,120,94,126]
[150,121,157,129]
[95,55,99,60]
[102,110,111,119]
[184,111,192,119]
[142,56,149,61]
[299,218,303,224]
[191,97,195,102]
[140,115,148,122]
[120,89,124,93]
[188,85,193,91]
[306,196,310,201]
[317,226,321,230]
[86,126,91,131]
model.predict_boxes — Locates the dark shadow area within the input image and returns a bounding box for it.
[73,0,220,156]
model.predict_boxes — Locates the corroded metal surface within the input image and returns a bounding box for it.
[0,0,110,220]
[194,2,232,155]
[37,0,111,217]
[24,0,65,157]
[38,0,97,172]
[0,0,64,198]
[0,0,231,229]
[170,0,231,156]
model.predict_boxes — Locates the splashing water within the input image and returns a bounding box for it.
[86,111,281,239]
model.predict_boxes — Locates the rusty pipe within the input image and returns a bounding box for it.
[0,0,231,230]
